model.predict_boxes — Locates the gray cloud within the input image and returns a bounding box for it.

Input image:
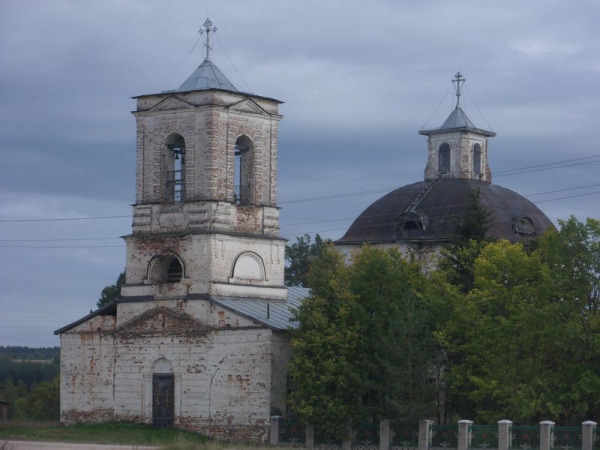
[1,0,599,346]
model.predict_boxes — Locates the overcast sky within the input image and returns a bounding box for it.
[1,0,599,347]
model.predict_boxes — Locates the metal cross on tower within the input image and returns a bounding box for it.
[452,72,466,107]
[200,18,217,61]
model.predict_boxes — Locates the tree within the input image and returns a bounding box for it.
[436,219,600,423]
[288,245,435,437]
[29,376,60,420]
[288,245,363,438]
[285,234,326,287]
[97,271,125,309]
[350,247,436,423]
[439,188,495,293]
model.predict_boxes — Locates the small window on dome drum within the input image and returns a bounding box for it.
[438,143,450,173]
[167,258,183,283]
[473,143,482,176]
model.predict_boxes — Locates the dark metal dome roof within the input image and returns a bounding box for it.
[336,179,554,244]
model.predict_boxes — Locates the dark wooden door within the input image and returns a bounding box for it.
[152,373,174,428]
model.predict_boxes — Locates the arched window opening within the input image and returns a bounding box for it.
[234,135,253,205]
[473,143,482,176]
[167,258,183,283]
[165,134,186,202]
[512,217,537,237]
[396,212,428,237]
[438,143,450,173]
[148,254,184,284]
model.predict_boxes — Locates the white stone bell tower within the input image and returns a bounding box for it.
[419,73,496,182]
[121,19,287,301]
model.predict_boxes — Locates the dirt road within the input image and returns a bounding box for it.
[0,441,159,450]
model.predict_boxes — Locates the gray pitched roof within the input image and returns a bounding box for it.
[210,286,310,331]
[54,287,311,335]
[419,106,496,137]
[177,58,238,93]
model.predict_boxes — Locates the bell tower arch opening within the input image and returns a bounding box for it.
[165,134,186,203]
[234,135,254,205]
[148,254,185,284]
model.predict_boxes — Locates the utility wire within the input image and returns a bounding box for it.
[1,155,599,225]
[162,34,203,92]
[420,84,453,130]
[3,185,600,246]
[464,85,495,132]
[215,34,252,93]
[0,215,131,224]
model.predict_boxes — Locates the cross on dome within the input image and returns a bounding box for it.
[452,72,466,107]
[200,18,217,61]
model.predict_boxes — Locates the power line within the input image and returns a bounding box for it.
[494,154,600,175]
[0,245,124,249]
[0,215,130,223]
[2,180,599,243]
[0,237,121,242]
[1,155,599,225]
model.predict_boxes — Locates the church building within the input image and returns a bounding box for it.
[55,19,307,441]
[336,73,554,267]
[55,22,554,442]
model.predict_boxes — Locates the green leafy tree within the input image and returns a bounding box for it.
[440,188,495,293]
[437,220,600,423]
[97,271,125,309]
[285,234,327,287]
[288,245,363,437]
[29,376,60,420]
[288,245,435,436]
[349,247,436,422]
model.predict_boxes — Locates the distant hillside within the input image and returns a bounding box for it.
[0,346,60,362]
[0,346,61,420]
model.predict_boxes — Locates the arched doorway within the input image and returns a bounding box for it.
[152,358,174,428]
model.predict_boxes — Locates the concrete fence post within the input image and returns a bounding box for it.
[458,420,473,450]
[419,420,433,450]
[498,420,513,450]
[306,424,315,450]
[380,420,391,450]
[540,421,555,450]
[270,416,281,446]
[342,423,353,450]
[582,421,597,450]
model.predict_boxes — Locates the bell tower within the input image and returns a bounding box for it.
[419,73,496,182]
[121,19,287,301]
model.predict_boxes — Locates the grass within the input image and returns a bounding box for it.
[0,420,209,448]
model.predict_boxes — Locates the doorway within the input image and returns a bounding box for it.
[152,373,174,428]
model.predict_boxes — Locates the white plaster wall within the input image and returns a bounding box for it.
[424,131,490,182]
[336,241,443,273]
[122,232,286,300]
[111,325,273,429]
[60,315,117,423]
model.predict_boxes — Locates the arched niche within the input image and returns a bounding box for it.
[231,251,265,281]
[152,357,173,373]
[147,253,185,284]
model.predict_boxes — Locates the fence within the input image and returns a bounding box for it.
[269,418,597,450]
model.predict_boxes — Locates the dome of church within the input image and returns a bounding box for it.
[336,179,554,244]
[337,73,554,248]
